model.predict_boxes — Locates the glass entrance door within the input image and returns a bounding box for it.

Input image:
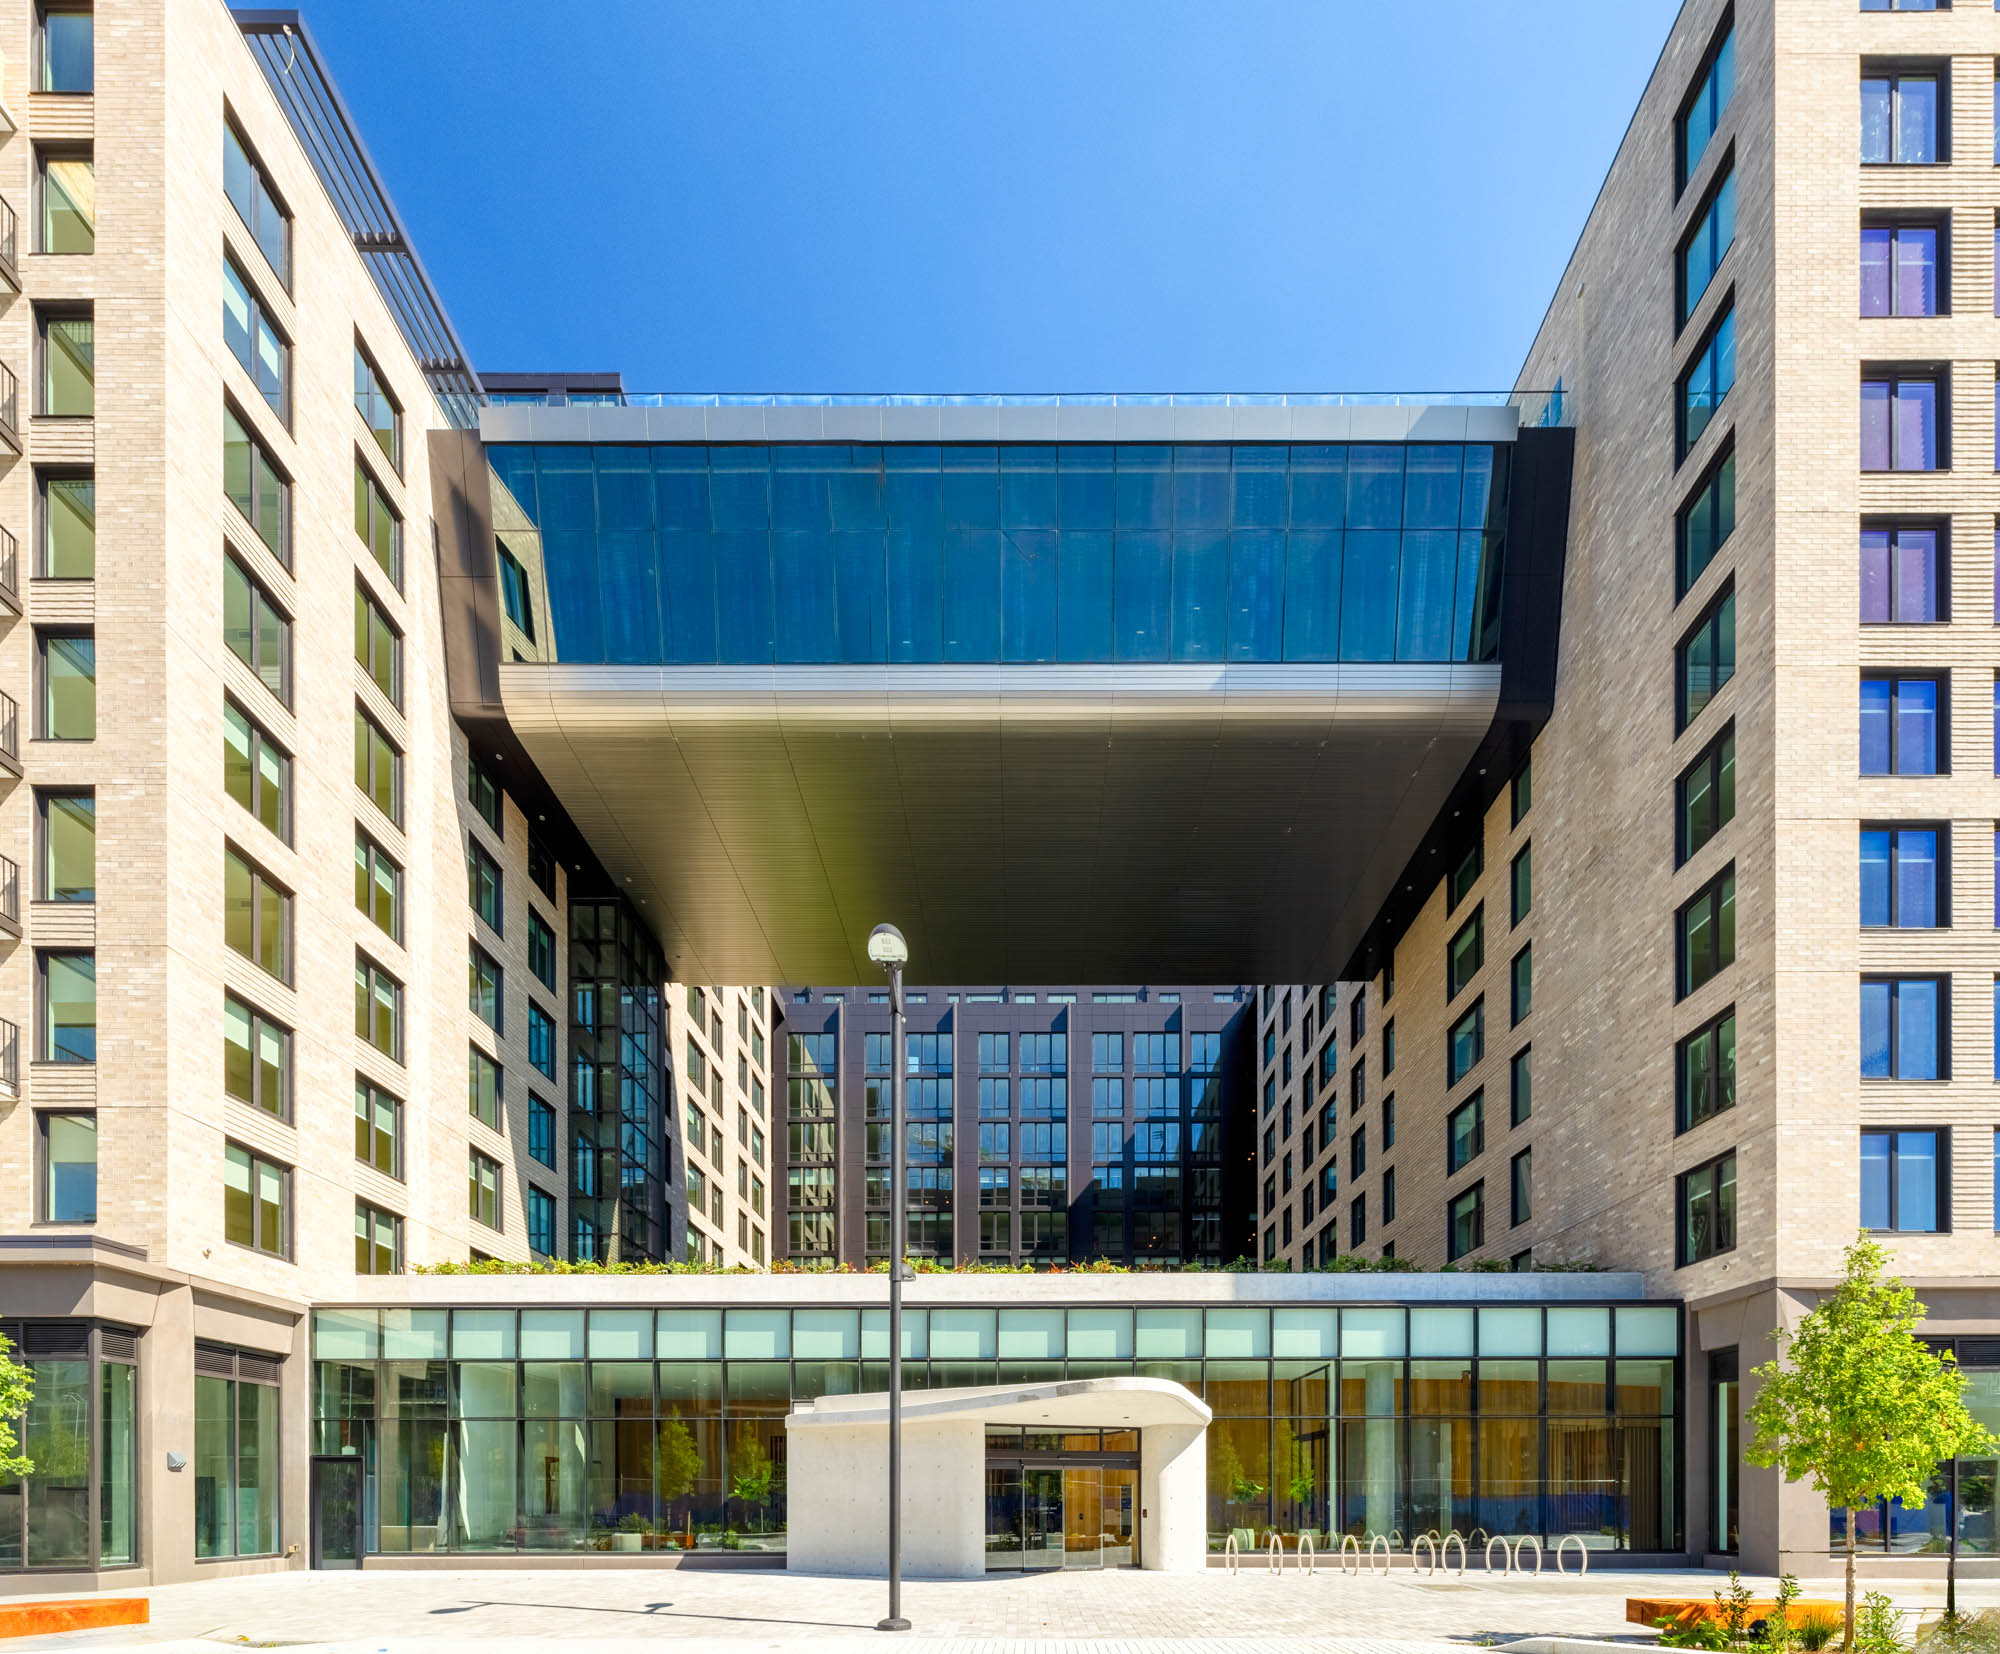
[1022,1468,1065,1570]
[984,1428,1140,1570]
[1099,1468,1136,1567]
[310,1456,362,1570]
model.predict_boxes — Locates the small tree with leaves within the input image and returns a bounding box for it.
[1746,1237,1995,1649]
[0,1333,31,1481]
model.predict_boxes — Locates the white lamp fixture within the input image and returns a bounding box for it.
[866,923,909,968]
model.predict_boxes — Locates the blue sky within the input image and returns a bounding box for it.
[306,1,1680,395]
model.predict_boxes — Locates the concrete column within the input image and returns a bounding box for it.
[142,1284,196,1585]
[1140,1421,1206,1572]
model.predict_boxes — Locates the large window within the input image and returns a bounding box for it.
[1680,166,1736,327]
[1678,305,1736,459]
[223,847,289,981]
[354,706,401,823]
[1861,373,1942,471]
[39,1112,94,1222]
[528,1003,556,1080]
[1861,69,1941,165]
[1510,1047,1532,1127]
[1677,447,1736,600]
[1677,586,1735,730]
[223,701,289,841]
[37,309,91,417]
[528,910,557,992]
[1677,724,1736,866]
[469,945,503,1035]
[224,556,289,702]
[355,956,402,1060]
[38,630,93,740]
[1860,825,1942,928]
[354,346,401,469]
[224,405,289,560]
[468,839,503,933]
[37,790,93,902]
[527,1186,556,1256]
[1447,1183,1484,1261]
[354,832,401,940]
[223,258,287,421]
[355,1079,399,1177]
[1860,673,1942,774]
[224,994,289,1119]
[1511,844,1532,926]
[1511,1148,1533,1228]
[38,950,93,1063]
[354,461,401,587]
[38,472,93,578]
[1861,524,1941,623]
[528,1097,557,1169]
[1678,866,1736,999]
[1447,908,1483,999]
[1861,222,1941,318]
[223,121,290,285]
[1677,1150,1737,1265]
[223,1143,288,1258]
[1861,1128,1944,1233]
[470,1047,502,1131]
[1677,1008,1737,1133]
[470,1151,501,1229]
[469,758,503,835]
[1447,1092,1484,1173]
[354,585,401,704]
[193,1346,280,1557]
[1510,946,1533,1026]
[1861,975,1944,1080]
[0,1319,138,1569]
[36,7,91,91]
[355,1203,401,1276]
[1448,999,1484,1087]
[36,151,92,254]
[1677,21,1735,191]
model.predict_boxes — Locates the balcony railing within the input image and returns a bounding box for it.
[0,691,21,774]
[0,197,18,292]
[0,363,19,453]
[0,1018,18,1099]
[0,526,20,614]
[0,855,19,938]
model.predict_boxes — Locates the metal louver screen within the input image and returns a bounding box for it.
[99,1327,138,1363]
[194,1341,237,1378]
[22,1322,90,1359]
[238,1353,283,1387]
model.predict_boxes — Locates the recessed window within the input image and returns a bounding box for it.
[354,1080,399,1178]
[528,1003,556,1081]
[1511,757,1532,825]
[1861,1128,1944,1232]
[36,151,92,253]
[192,1349,281,1558]
[469,1150,502,1229]
[1677,724,1736,867]
[1677,585,1736,731]
[469,1046,502,1131]
[528,835,557,901]
[1678,865,1737,999]
[355,955,402,1061]
[1861,68,1942,165]
[1860,824,1942,927]
[353,831,401,941]
[223,700,289,842]
[1448,906,1483,1000]
[1678,304,1736,459]
[39,1110,95,1222]
[469,757,503,835]
[1349,1126,1366,1178]
[354,460,401,587]
[1861,222,1942,317]
[499,543,537,642]
[528,910,557,992]
[1677,20,1735,193]
[1447,1091,1484,1173]
[1510,945,1533,1026]
[1861,372,1943,471]
[528,1096,557,1169]
[1448,999,1484,1087]
[1860,0,1941,9]
[527,1186,556,1256]
[1381,1166,1397,1226]
[1677,444,1736,598]
[469,944,503,1036]
[1860,673,1942,774]
[1680,165,1737,327]
[224,1141,289,1257]
[223,120,290,286]
[223,257,287,421]
[1677,1150,1737,1265]
[1510,1148,1533,1227]
[223,994,289,1120]
[468,838,503,934]
[1510,1046,1532,1126]
[1677,1008,1737,1133]
[224,405,290,561]
[223,846,290,982]
[1349,1193,1365,1249]
[38,949,93,1063]
[37,472,93,578]
[1510,843,1532,926]
[37,629,92,740]
[1861,524,1941,622]
[354,706,401,823]
[223,555,290,703]
[37,309,91,417]
[354,585,401,706]
[1862,975,1944,1079]
[36,8,92,92]
[355,1201,402,1275]
[1447,1183,1485,1261]
[354,346,401,470]
[37,789,93,902]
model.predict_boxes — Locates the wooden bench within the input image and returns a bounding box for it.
[0,1599,148,1639]
[1629,1598,1844,1630]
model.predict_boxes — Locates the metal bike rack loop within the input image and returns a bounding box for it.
[1299,1531,1317,1577]
[1412,1534,1439,1575]
[1223,1531,1240,1576]
[1556,1535,1587,1576]
[1442,1531,1468,1577]
[1516,1534,1544,1576]
[1339,1533,1361,1575]
[1267,1531,1285,1575]
[1484,1534,1515,1574]
[1368,1533,1392,1576]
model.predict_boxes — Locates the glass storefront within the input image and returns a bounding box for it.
[1833,1340,2000,1556]
[0,1321,138,1571]
[984,1428,1138,1570]
[312,1299,1682,1559]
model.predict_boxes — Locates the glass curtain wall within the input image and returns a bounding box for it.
[1832,1339,2000,1555]
[567,899,667,1262]
[192,1344,281,1559]
[313,1301,1680,1558]
[0,1322,138,1571]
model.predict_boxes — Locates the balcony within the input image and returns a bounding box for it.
[0,691,21,777]
[0,528,20,616]
[0,1019,17,1100]
[0,855,19,939]
[0,365,20,455]
[0,199,19,293]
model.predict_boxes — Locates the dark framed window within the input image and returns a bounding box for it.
[223,1141,290,1258]
[37,305,92,417]
[223,256,288,422]
[1677,1149,1737,1265]
[223,700,290,842]
[469,1046,502,1131]
[355,1202,401,1275]
[1349,991,1366,1045]
[1860,673,1943,774]
[1860,67,1943,165]
[1860,824,1943,927]
[1381,1019,1396,1076]
[1861,975,1945,1079]
[527,1186,556,1256]
[1861,1128,1945,1232]
[1677,16,1735,192]
[35,146,92,254]
[1510,1046,1532,1126]
[353,459,401,587]
[1678,864,1737,999]
[355,585,401,705]
[1383,1093,1396,1149]
[1448,1000,1484,1087]
[1381,1166,1396,1226]
[224,403,290,562]
[528,1097,556,1169]
[1510,945,1533,1026]
[1510,1148,1533,1227]
[467,838,502,934]
[1449,842,1482,910]
[469,1151,501,1230]
[1511,843,1532,926]
[224,118,291,285]
[469,757,503,835]
[1861,370,1944,471]
[224,554,290,704]
[37,470,93,579]
[1349,1193,1365,1249]
[1677,583,1736,730]
[354,1079,399,1178]
[469,944,503,1035]
[1677,723,1736,866]
[36,6,92,92]
[38,629,94,740]
[1678,302,1736,459]
[499,545,537,642]
[1511,756,1532,825]
[1861,220,1943,317]
[1350,1126,1366,1179]
[192,1344,282,1559]
[1679,163,1737,327]
[355,954,402,1061]
[354,832,401,941]
[1447,906,1483,999]
[39,1110,95,1222]
[1447,1091,1484,1173]
[1861,522,1942,623]
[1677,1007,1737,1133]
[38,949,93,1063]
[528,1003,556,1080]
[223,846,290,983]
[354,345,401,470]
[1447,1183,1485,1261]
[527,835,557,901]
[224,993,290,1120]
[1677,444,1736,599]
[528,910,557,992]
[37,789,93,902]
[354,706,401,822]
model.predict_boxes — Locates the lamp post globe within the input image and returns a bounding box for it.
[867,923,909,968]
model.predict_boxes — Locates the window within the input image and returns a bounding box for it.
[1511,843,1532,925]
[38,630,93,739]
[1511,1148,1533,1227]
[224,1142,288,1257]
[223,120,290,284]
[1861,372,1942,471]
[1680,166,1737,326]
[36,151,92,253]
[468,757,503,834]
[528,910,557,992]
[39,1111,95,1221]
[1350,1126,1366,1178]
[528,835,557,901]
[223,847,289,982]
[1510,945,1533,1025]
[1449,843,1482,910]
[1862,975,1945,1079]
[1511,757,1532,825]
[1861,222,1941,317]
[469,1151,501,1229]
[1447,1184,1484,1261]
[1383,1093,1396,1149]
[354,707,401,822]
[37,7,91,91]
[1677,21,1735,191]
[1677,585,1735,730]
[355,956,401,1060]
[1678,304,1736,459]
[469,944,503,1034]
[1382,1019,1396,1076]
[224,995,289,1119]
[1861,825,1942,927]
[469,1047,502,1131]
[1510,1047,1532,1126]
[1678,725,1736,866]
[224,556,289,702]
[1678,445,1736,597]
[1860,0,1941,8]
[223,701,289,841]
[192,1351,281,1559]
[499,545,537,641]
[1349,1193,1365,1249]
[1678,1150,1738,1264]
[354,586,401,705]
[528,1097,556,1169]
[354,1079,399,1178]
[37,790,93,902]
[354,347,401,469]
[1678,1008,1737,1133]
[1861,69,1941,165]
[1861,524,1941,623]
[355,1202,401,1275]
[353,832,400,940]
[223,258,287,420]
[1448,907,1483,999]
[528,1003,556,1080]
[224,405,289,559]
[468,839,502,933]
[354,461,401,586]
[1860,673,1942,774]
[1448,1001,1483,1086]
[38,472,93,578]
[39,950,93,1062]
[1382,1166,1397,1225]
[1861,1129,1944,1232]
[1678,865,1737,998]
[1350,991,1366,1043]
[1448,1092,1485,1173]
[527,1186,556,1257]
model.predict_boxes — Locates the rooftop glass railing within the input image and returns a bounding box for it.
[483,389,1555,411]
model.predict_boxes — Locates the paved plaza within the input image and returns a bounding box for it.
[6,1565,1998,1654]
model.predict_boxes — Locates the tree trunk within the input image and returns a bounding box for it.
[1845,1512,1857,1651]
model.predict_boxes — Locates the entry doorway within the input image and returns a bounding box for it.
[310,1456,363,1570]
[984,1428,1139,1570]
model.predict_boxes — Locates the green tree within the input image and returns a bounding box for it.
[0,1333,30,1481]
[657,1412,701,1528]
[1746,1238,1996,1648]
[729,1432,775,1531]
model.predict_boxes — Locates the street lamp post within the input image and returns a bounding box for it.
[867,923,911,1634]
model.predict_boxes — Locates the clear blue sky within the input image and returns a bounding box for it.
[304,1,1681,394]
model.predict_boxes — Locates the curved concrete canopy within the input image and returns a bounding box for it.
[788,1375,1212,1432]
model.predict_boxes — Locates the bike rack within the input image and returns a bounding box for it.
[1368,1533,1392,1576]
[1555,1536,1587,1577]
[1442,1531,1468,1577]
[1412,1533,1439,1575]
[1299,1532,1317,1577]
[1484,1534,1515,1574]
[1516,1534,1544,1576]
[1339,1533,1361,1575]
[1224,1531,1240,1576]
[1267,1531,1285,1575]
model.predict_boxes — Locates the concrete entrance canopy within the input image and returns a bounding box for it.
[786,1376,1211,1577]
